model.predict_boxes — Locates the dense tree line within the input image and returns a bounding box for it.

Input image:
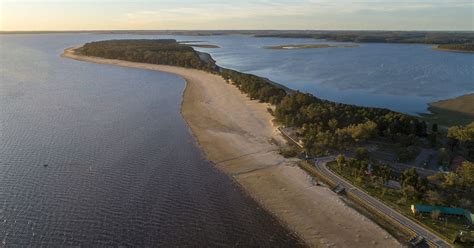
[256,31,474,45]
[220,69,287,104]
[274,92,427,154]
[79,39,216,70]
[448,122,474,161]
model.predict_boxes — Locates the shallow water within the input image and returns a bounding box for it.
[0,34,303,247]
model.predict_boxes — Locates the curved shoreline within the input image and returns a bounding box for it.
[432,45,474,53]
[62,46,401,247]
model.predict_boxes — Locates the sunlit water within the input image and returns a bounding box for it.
[0,34,302,247]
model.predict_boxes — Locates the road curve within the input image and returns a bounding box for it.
[314,156,452,248]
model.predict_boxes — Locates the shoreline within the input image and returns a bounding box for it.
[62,46,401,247]
[422,93,474,127]
[432,45,474,53]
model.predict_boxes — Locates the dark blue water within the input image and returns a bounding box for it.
[0,34,303,247]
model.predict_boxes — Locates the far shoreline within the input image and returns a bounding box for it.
[432,45,474,53]
[62,46,402,248]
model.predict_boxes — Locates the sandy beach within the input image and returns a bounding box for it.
[62,47,401,248]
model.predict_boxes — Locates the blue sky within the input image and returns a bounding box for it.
[1,0,473,31]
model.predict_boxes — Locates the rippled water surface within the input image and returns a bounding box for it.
[188,35,473,114]
[1,32,472,246]
[0,34,303,247]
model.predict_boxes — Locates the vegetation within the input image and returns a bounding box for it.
[327,122,474,244]
[436,43,474,52]
[80,38,474,246]
[79,39,217,70]
[274,92,427,155]
[328,155,474,244]
[220,69,287,105]
[327,121,474,245]
[448,122,474,161]
[256,31,474,45]
[423,93,474,127]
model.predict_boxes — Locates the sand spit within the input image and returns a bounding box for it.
[62,46,401,248]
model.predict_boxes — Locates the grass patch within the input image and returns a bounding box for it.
[421,93,474,127]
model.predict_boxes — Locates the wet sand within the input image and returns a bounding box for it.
[62,46,401,247]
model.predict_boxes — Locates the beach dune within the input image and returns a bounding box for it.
[62,47,401,248]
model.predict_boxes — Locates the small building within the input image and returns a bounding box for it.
[411,204,474,225]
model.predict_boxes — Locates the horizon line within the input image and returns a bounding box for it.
[2,29,474,34]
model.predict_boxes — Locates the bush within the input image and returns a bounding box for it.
[279,146,300,158]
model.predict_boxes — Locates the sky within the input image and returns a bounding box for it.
[1,0,473,31]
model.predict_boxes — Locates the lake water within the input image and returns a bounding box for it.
[0,34,302,247]
[186,35,473,115]
[1,33,472,246]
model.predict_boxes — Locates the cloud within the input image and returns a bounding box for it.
[2,0,473,30]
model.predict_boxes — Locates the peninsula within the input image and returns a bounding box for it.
[63,39,474,247]
[62,40,402,247]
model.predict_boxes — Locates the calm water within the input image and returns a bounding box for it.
[0,34,303,247]
[186,35,474,115]
[1,33,472,246]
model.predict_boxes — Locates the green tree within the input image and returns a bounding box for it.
[328,119,338,131]
[355,147,369,161]
[400,168,425,199]
[459,161,474,187]
[443,172,460,188]
[448,122,474,143]
[336,154,346,171]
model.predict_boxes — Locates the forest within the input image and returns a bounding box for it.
[79,39,217,70]
[274,92,427,154]
[255,31,474,44]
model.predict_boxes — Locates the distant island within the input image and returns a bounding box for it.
[264,44,359,50]
[434,43,474,53]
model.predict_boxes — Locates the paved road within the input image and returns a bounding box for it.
[314,156,452,248]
